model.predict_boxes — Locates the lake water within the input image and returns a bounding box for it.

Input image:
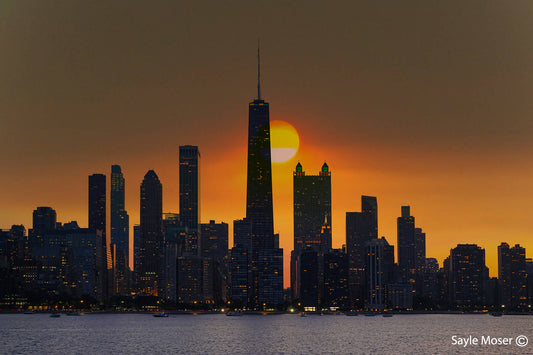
[1,313,532,354]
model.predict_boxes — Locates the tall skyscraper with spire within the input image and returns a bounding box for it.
[245,45,283,309]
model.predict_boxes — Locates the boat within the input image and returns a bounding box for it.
[226,311,243,316]
[66,312,81,316]
[382,314,393,318]
[365,313,377,317]
[23,311,35,314]
[346,311,358,316]
[300,312,307,317]
[50,313,61,318]
[153,313,168,317]
[491,312,503,317]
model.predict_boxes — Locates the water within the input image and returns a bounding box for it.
[1,313,532,354]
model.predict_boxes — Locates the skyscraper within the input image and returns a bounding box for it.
[139,170,163,296]
[89,174,106,234]
[498,243,527,310]
[346,195,377,307]
[397,206,416,283]
[88,173,107,302]
[414,227,426,272]
[179,145,200,254]
[200,220,229,304]
[448,244,488,307]
[323,248,349,309]
[230,218,251,307]
[367,237,394,310]
[245,47,282,309]
[292,162,332,303]
[31,207,57,236]
[293,162,332,252]
[110,165,130,295]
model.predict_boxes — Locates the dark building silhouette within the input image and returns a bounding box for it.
[200,221,228,262]
[448,244,488,307]
[179,145,200,254]
[397,206,416,283]
[244,50,283,309]
[526,258,533,309]
[414,228,426,272]
[230,219,251,307]
[110,165,130,295]
[498,242,527,310]
[200,220,229,304]
[323,248,349,309]
[138,170,163,296]
[133,224,140,278]
[31,226,101,299]
[177,146,204,303]
[485,277,501,308]
[367,237,394,310]
[233,218,252,251]
[161,213,184,301]
[88,174,107,302]
[346,195,377,308]
[6,225,30,264]
[31,207,57,237]
[421,257,440,308]
[292,162,331,303]
[293,162,332,252]
[177,254,203,303]
[89,174,106,235]
[257,248,283,308]
[297,248,320,309]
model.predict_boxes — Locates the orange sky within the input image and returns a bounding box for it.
[1,1,533,287]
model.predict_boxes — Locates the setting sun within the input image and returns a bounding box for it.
[270,120,300,163]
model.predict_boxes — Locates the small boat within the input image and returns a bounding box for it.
[365,313,377,317]
[23,311,35,314]
[153,313,168,317]
[382,314,393,318]
[491,312,503,317]
[300,312,307,317]
[346,311,358,316]
[50,313,61,318]
[226,311,243,317]
[66,312,81,316]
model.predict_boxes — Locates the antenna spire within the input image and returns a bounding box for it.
[257,39,261,101]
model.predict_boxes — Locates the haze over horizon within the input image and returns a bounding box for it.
[2,1,533,285]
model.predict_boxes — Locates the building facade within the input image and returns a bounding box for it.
[138,170,163,296]
[110,165,130,295]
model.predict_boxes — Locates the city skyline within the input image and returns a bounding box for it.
[2,1,533,287]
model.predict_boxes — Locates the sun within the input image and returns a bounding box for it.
[270,120,300,163]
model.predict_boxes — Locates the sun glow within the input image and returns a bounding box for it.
[270,120,299,163]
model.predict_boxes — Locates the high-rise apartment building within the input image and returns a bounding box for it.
[346,196,377,307]
[292,162,332,302]
[139,170,163,296]
[179,145,200,254]
[397,206,415,283]
[88,173,107,301]
[498,242,527,310]
[110,165,130,295]
[448,244,488,307]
